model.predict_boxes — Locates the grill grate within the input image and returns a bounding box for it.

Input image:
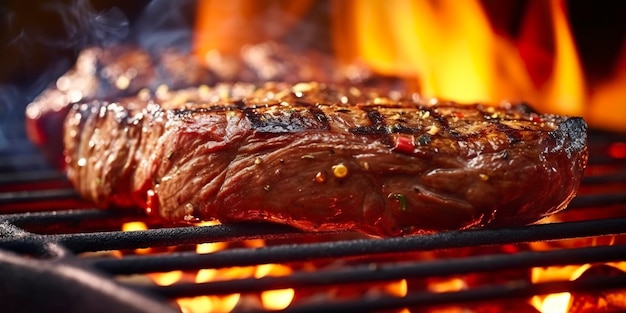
[1,131,626,313]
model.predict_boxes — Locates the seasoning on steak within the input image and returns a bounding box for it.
[61,81,588,237]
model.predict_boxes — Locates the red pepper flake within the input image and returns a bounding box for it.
[394,135,415,154]
[453,112,464,118]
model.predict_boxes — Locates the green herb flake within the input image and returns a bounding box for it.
[388,193,407,211]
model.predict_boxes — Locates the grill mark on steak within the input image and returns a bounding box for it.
[350,108,393,145]
[61,82,589,237]
[492,122,524,145]
[349,108,424,147]
[350,109,385,135]
[171,105,238,115]
[167,98,333,134]
[243,105,330,133]
[307,105,329,126]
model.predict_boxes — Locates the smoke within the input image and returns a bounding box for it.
[5,0,129,51]
[48,1,129,48]
[0,0,135,151]
[0,85,20,149]
[129,0,195,53]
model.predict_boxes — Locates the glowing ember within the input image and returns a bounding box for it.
[243,239,266,248]
[196,242,228,254]
[255,264,295,310]
[177,265,253,312]
[150,270,183,286]
[177,294,240,313]
[528,239,626,313]
[177,296,213,313]
[260,289,295,311]
[122,221,148,232]
[196,269,217,283]
[385,279,408,298]
[427,278,466,293]
[538,292,572,313]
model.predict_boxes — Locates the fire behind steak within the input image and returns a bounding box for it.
[62,82,588,237]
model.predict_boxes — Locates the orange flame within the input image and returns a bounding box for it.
[255,264,295,310]
[177,294,240,313]
[120,220,256,312]
[542,0,586,116]
[427,278,466,293]
[530,256,626,312]
[529,264,590,313]
[193,0,312,57]
[150,270,184,286]
[385,278,409,298]
[333,0,523,104]
[332,0,587,117]
[177,221,251,313]
[587,41,626,131]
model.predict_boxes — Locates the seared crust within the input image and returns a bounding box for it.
[63,82,588,237]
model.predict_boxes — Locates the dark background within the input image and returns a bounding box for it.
[0,0,149,86]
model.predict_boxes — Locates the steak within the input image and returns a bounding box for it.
[63,82,588,237]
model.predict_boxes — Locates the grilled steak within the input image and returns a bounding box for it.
[63,82,588,237]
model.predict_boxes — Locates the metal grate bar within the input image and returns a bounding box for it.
[3,209,140,226]
[138,244,626,298]
[59,223,311,252]
[272,275,626,313]
[0,170,66,185]
[0,223,310,254]
[568,193,626,208]
[581,172,626,185]
[587,155,626,166]
[0,155,51,171]
[89,217,626,275]
[0,188,80,204]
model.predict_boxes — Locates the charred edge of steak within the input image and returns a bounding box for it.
[63,82,589,237]
[550,117,588,158]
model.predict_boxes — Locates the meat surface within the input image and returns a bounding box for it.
[26,43,354,167]
[63,82,588,237]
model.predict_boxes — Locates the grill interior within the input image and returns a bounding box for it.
[1,129,626,313]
